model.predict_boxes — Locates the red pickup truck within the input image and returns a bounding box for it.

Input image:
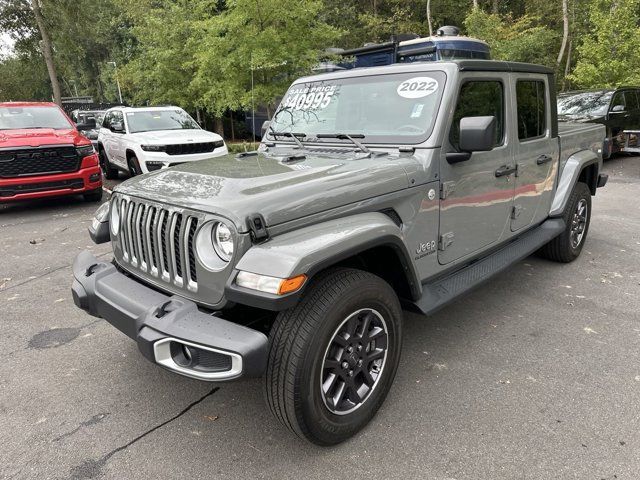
[0,102,102,203]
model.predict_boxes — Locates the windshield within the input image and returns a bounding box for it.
[557,91,613,117]
[126,109,200,133]
[0,106,73,130]
[268,71,446,144]
[76,111,104,126]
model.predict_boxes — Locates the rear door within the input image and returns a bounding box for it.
[510,75,559,231]
[438,74,515,265]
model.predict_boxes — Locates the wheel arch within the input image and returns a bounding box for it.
[225,212,422,311]
[550,149,600,217]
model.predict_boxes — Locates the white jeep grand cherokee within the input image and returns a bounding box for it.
[97,106,228,178]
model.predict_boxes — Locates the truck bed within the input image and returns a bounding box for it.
[557,121,605,171]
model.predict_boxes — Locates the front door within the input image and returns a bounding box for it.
[510,76,559,231]
[607,90,629,154]
[438,76,515,265]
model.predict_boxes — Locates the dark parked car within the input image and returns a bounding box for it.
[557,88,640,159]
[71,109,107,148]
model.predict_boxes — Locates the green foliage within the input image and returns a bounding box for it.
[464,8,558,66]
[190,0,340,116]
[3,0,640,116]
[0,55,51,101]
[570,0,640,88]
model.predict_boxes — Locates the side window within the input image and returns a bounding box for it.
[102,112,112,128]
[626,91,640,110]
[112,111,123,127]
[611,91,626,110]
[450,80,504,149]
[516,80,547,141]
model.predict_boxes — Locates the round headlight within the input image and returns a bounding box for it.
[110,199,120,236]
[212,222,234,261]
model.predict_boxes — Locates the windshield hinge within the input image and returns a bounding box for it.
[247,213,269,243]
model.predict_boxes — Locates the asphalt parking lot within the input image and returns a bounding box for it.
[1,156,639,480]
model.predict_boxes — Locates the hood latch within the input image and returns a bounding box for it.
[247,213,269,243]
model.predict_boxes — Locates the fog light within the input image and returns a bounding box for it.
[89,173,101,182]
[146,161,164,171]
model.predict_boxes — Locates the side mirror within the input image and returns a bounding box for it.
[261,120,270,138]
[611,104,626,113]
[111,121,124,133]
[447,116,496,164]
[76,118,96,131]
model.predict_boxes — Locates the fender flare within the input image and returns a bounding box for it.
[225,212,422,311]
[549,150,599,217]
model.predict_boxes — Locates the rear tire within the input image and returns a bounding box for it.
[264,268,403,445]
[83,188,103,202]
[99,146,119,180]
[538,182,591,263]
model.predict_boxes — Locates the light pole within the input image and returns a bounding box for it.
[108,61,123,104]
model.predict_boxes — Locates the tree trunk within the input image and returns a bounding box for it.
[230,111,235,142]
[562,39,572,90]
[472,0,478,8]
[214,117,224,136]
[426,0,433,36]
[31,0,61,105]
[492,0,499,14]
[557,0,569,67]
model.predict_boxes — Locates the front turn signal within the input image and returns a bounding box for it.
[278,274,307,295]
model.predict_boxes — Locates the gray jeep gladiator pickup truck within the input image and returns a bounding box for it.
[73,60,607,445]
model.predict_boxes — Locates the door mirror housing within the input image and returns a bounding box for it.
[110,121,125,133]
[610,104,626,113]
[447,115,496,164]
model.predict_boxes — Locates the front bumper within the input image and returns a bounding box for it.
[0,155,102,202]
[71,250,268,381]
[138,147,228,173]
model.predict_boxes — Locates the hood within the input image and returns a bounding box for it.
[127,129,222,144]
[0,128,88,148]
[115,148,418,231]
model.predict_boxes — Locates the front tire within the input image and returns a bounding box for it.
[538,182,591,263]
[264,268,403,445]
[99,146,119,180]
[127,155,142,177]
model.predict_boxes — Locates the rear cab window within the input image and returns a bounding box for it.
[516,79,548,141]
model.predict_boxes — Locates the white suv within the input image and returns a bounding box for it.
[97,106,228,178]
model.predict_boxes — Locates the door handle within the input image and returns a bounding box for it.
[495,165,517,177]
[536,154,553,165]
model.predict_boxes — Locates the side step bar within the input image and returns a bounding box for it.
[414,218,565,315]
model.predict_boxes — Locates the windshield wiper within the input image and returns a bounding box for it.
[269,129,306,149]
[316,133,371,154]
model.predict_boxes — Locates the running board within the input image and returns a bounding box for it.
[414,218,565,315]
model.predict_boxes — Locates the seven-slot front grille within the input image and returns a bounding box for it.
[118,198,199,291]
[165,142,218,156]
[0,146,80,178]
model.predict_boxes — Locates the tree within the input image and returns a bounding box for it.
[30,0,61,104]
[190,0,340,117]
[570,0,640,88]
[464,8,558,66]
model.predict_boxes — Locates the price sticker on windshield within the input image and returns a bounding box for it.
[397,77,439,99]
[282,85,337,111]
